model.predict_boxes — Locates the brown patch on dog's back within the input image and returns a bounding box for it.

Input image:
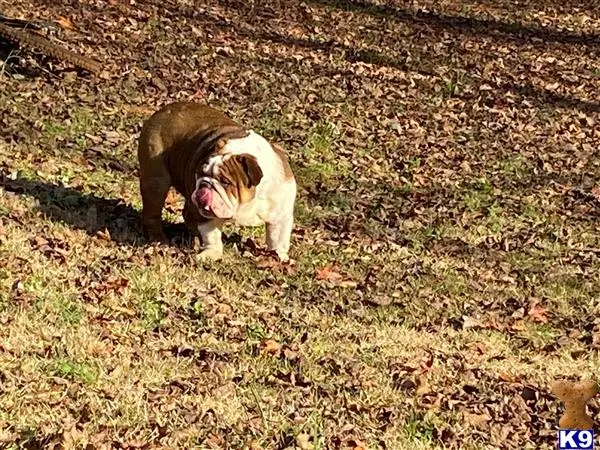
[213,130,251,155]
[272,143,295,181]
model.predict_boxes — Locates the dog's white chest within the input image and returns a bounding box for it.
[234,214,264,227]
[233,202,267,227]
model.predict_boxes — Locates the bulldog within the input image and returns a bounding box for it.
[137,102,296,261]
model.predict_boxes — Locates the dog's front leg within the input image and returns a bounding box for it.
[198,219,225,260]
[266,214,293,262]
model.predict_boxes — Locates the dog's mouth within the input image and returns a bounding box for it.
[194,183,215,216]
[193,180,236,219]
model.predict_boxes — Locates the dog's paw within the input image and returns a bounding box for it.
[276,251,290,263]
[197,248,223,261]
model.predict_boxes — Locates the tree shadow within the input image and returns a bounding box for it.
[306,0,600,47]
[190,5,600,114]
[242,28,600,113]
[462,0,600,14]
[249,29,435,77]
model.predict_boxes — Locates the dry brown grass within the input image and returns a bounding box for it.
[1,0,600,448]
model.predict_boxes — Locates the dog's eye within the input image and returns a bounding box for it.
[221,179,232,187]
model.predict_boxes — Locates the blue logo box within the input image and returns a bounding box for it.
[559,430,594,450]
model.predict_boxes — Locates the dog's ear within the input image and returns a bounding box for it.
[237,154,263,188]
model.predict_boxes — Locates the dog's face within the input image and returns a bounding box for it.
[192,153,263,219]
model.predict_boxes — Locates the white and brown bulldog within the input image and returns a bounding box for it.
[137,102,296,261]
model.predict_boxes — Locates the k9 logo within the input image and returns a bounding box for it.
[559,430,594,450]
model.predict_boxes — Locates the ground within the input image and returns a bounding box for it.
[0,0,599,449]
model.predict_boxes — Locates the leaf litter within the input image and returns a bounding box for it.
[0,0,599,448]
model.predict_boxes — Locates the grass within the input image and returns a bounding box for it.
[54,359,98,384]
[1,0,600,448]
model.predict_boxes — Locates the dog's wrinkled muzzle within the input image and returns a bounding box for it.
[193,179,235,219]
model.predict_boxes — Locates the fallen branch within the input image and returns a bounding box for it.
[0,21,102,74]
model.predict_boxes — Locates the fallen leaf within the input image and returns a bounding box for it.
[205,433,224,446]
[463,411,491,429]
[316,264,343,281]
[256,258,283,269]
[216,46,235,56]
[263,339,281,355]
[462,315,482,329]
[246,441,262,450]
[165,190,180,207]
[511,320,527,331]
[282,346,299,361]
[0,430,17,443]
[89,341,115,357]
[499,371,518,383]
[296,434,311,450]
[419,352,434,374]
[316,264,356,287]
[416,376,431,395]
[110,305,136,316]
[366,295,393,306]
[347,439,367,450]
[56,16,74,30]
[189,89,205,100]
[528,302,549,323]
[96,229,111,241]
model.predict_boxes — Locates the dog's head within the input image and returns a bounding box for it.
[192,152,263,219]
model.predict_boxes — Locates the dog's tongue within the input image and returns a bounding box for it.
[197,186,212,206]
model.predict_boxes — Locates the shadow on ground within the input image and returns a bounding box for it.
[0,173,285,255]
[196,6,600,114]
[0,172,197,245]
[248,29,600,113]
[0,37,47,78]
[306,0,600,47]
